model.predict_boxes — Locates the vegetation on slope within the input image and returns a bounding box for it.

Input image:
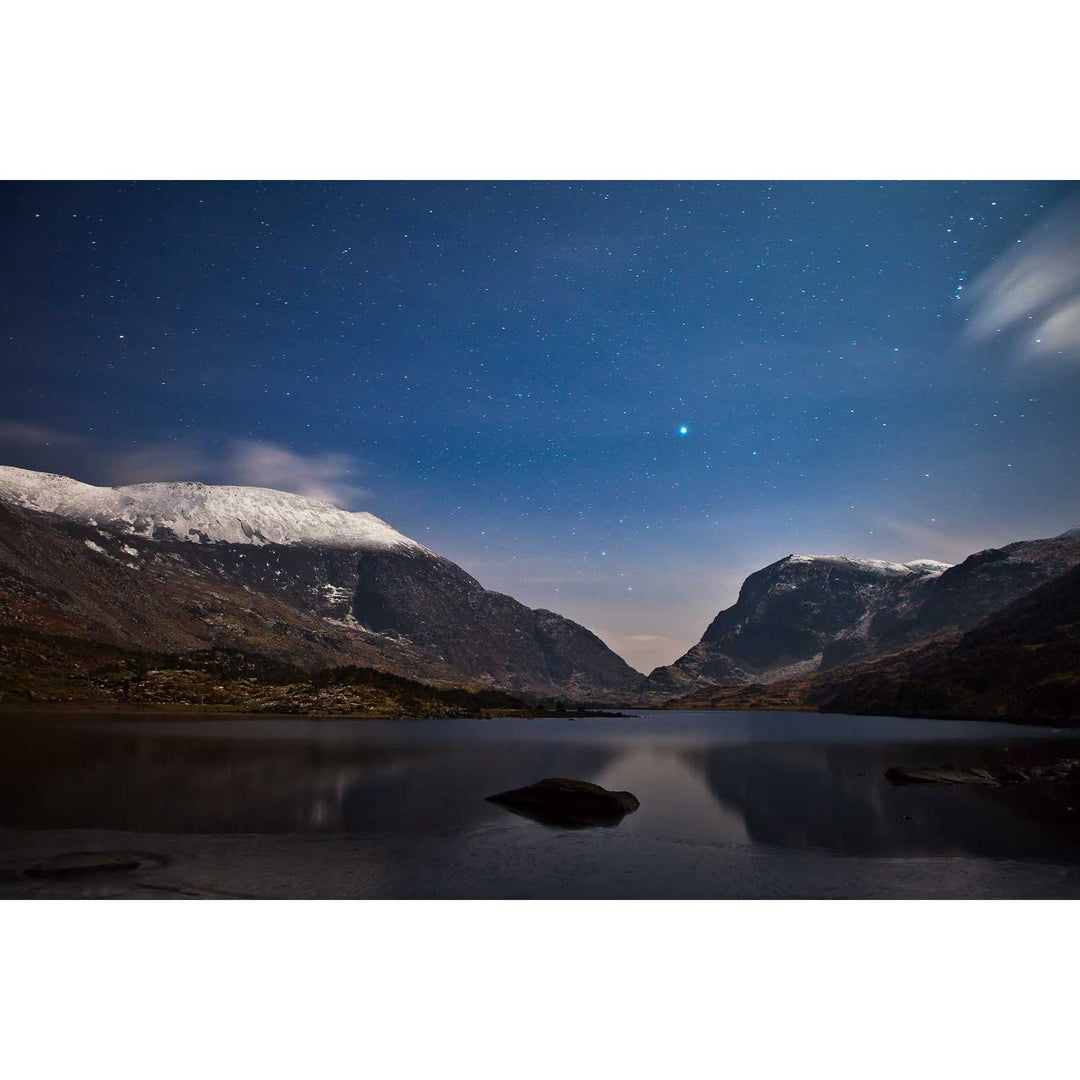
[0,643,530,718]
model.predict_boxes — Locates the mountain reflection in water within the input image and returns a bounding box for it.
[3,711,1080,863]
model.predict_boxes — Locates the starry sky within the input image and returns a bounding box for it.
[2,180,1080,673]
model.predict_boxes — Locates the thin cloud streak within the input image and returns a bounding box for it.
[965,196,1080,366]
[0,420,90,449]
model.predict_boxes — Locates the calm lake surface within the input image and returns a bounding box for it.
[4,710,1080,898]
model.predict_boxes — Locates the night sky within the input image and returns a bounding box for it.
[3,180,1079,672]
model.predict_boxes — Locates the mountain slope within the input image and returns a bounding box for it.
[0,498,466,685]
[643,555,950,694]
[0,466,642,700]
[820,563,1080,724]
[675,564,1080,725]
[869,533,1080,649]
[645,530,1080,696]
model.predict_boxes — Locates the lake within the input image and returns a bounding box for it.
[4,709,1080,898]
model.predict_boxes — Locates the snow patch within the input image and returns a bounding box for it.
[83,539,106,554]
[0,465,425,552]
[319,584,353,604]
[785,554,951,577]
[786,554,915,575]
[903,559,952,574]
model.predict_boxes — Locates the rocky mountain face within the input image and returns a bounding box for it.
[678,563,1080,726]
[0,466,642,701]
[868,534,1080,650]
[643,555,950,695]
[645,532,1080,695]
[347,546,641,699]
[819,563,1080,724]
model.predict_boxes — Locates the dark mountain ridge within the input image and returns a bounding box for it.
[4,463,1077,715]
[821,562,1080,724]
[671,563,1080,726]
[644,531,1080,696]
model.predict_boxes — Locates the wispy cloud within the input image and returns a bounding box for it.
[103,442,219,486]
[965,196,1080,367]
[0,420,90,448]
[220,440,369,505]
[104,438,371,507]
[871,517,1014,565]
[0,421,371,509]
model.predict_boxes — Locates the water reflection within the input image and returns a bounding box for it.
[592,747,750,845]
[680,739,1080,859]
[0,719,621,836]
[2,713,1080,864]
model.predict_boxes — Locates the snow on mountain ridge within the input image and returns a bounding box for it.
[784,553,951,576]
[0,465,423,551]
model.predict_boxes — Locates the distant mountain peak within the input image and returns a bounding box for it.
[902,559,954,574]
[782,553,951,576]
[643,530,1080,696]
[0,465,423,551]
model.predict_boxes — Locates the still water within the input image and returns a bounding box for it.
[3,710,1080,898]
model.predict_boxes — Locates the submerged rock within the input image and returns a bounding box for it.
[886,759,1080,787]
[485,777,640,828]
[23,851,151,878]
[886,765,1000,786]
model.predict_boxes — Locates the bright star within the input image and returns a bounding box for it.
[678,425,688,436]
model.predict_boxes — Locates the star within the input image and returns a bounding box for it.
[678,425,688,436]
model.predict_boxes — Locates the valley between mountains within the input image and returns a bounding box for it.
[1,464,1077,723]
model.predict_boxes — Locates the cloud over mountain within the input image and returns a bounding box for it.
[0,421,371,510]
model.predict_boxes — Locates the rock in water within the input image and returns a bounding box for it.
[485,778,640,828]
[886,759,1080,787]
[23,851,147,878]
[885,765,1000,786]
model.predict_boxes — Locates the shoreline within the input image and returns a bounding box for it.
[6,824,1080,900]
[0,700,633,722]
[1,698,1071,729]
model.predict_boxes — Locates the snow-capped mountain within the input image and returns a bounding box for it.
[0,466,422,550]
[643,535,1080,695]
[643,553,950,694]
[0,466,642,700]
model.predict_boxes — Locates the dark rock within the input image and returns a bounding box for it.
[886,765,1000,786]
[486,777,640,828]
[24,851,148,878]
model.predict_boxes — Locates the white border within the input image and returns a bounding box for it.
[3,901,1078,1078]
[3,2,1078,180]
